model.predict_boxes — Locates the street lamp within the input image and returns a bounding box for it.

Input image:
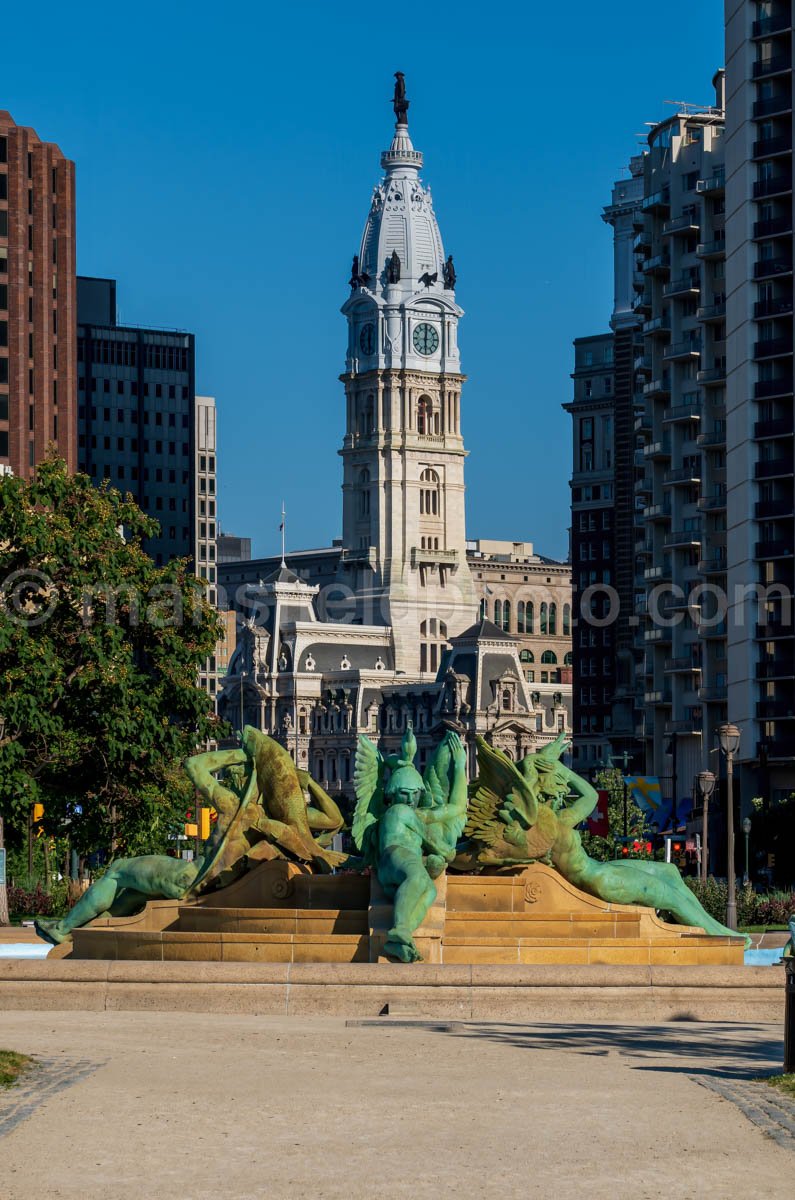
[717,723,741,930]
[697,769,716,883]
[742,816,752,886]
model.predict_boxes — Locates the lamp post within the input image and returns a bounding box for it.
[717,723,741,930]
[742,816,752,886]
[697,769,716,883]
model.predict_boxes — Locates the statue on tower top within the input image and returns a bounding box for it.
[392,72,409,125]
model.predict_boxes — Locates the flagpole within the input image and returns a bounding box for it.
[280,501,286,568]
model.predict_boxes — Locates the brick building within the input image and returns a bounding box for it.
[0,111,77,476]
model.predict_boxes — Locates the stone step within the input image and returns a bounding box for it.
[178,907,369,935]
[441,934,743,967]
[71,927,370,963]
[444,912,643,939]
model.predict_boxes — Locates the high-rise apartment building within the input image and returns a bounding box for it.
[0,111,77,476]
[565,333,617,769]
[76,276,196,567]
[195,394,224,703]
[725,0,795,799]
[634,78,728,802]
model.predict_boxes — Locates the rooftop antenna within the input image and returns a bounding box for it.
[280,501,286,568]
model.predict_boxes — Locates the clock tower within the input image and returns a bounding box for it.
[339,76,476,674]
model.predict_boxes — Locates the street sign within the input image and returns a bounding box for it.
[0,847,6,886]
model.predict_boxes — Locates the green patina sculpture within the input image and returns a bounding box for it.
[35,730,346,945]
[458,732,746,942]
[353,724,467,962]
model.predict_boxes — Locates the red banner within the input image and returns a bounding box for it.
[588,789,609,837]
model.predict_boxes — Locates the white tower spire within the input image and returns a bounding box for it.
[338,75,476,675]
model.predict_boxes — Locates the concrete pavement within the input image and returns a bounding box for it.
[0,1012,791,1199]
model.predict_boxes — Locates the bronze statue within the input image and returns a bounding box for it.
[393,72,409,125]
[443,254,456,290]
[386,250,401,284]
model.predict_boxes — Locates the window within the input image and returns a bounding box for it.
[419,468,440,517]
[417,394,438,435]
[541,650,558,665]
[479,596,488,620]
[501,600,511,632]
[563,604,571,636]
[358,467,370,516]
[540,602,548,634]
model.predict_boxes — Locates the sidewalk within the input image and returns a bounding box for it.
[0,1012,791,1199]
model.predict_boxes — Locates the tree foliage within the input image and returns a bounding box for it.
[579,767,654,862]
[0,457,224,856]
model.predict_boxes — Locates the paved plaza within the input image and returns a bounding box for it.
[0,1012,792,1199]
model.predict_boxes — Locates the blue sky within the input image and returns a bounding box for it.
[4,1,724,560]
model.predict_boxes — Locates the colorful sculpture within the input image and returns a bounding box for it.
[35,731,346,945]
[459,732,745,941]
[353,725,467,962]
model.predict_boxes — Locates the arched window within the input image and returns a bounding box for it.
[494,599,503,627]
[541,650,558,665]
[417,395,433,435]
[501,600,511,632]
[564,651,573,666]
[419,468,440,517]
[358,467,370,517]
[479,596,488,620]
[540,602,548,634]
[526,601,534,634]
[358,394,375,437]
[549,603,557,635]
[519,649,534,663]
[501,688,512,711]
[517,601,525,633]
[563,603,571,636]
[419,618,448,674]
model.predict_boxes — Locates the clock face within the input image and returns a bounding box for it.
[413,322,439,356]
[359,323,375,355]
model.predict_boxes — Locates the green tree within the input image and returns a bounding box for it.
[0,456,224,859]
[579,767,654,863]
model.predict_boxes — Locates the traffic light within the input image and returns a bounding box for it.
[32,802,45,836]
[184,808,211,840]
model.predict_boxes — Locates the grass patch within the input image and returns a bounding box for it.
[740,925,790,934]
[0,1050,34,1089]
[767,1074,795,1099]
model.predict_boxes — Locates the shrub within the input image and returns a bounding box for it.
[685,878,795,926]
[7,883,55,918]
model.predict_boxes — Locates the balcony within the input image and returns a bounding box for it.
[664,528,702,549]
[753,216,793,239]
[753,132,793,159]
[663,400,701,423]
[755,540,794,560]
[697,365,727,385]
[410,546,458,567]
[634,354,653,373]
[756,700,795,720]
[645,628,672,643]
[752,13,791,37]
[698,621,727,639]
[643,316,671,337]
[644,378,671,399]
[643,252,671,276]
[644,564,667,581]
[757,659,795,680]
[697,492,727,511]
[753,94,793,119]
[663,212,700,237]
[765,737,795,758]
[755,497,794,518]
[755,416,794,438]
[698,556,728,576]
[756,620,795,640]
[644,690,673,706]
[635,412,653,434]
[643,438,672,460]
[634,230,652,254]
[699,686,727,702]
[643,502,672,521]
[696,238,726,259]
[753,54,792,80]
[643,188,670,213]
[696,173,725,194]
[754,296,794,319]
[754,256,793,279]
[697,429,726,447]
[754,335,794,359]
[664,339,701,361]
[665,718,703,735]
[664,275,701,298]
[697,301,726,322]
[754,377,793,399]
[665,464,702,485]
